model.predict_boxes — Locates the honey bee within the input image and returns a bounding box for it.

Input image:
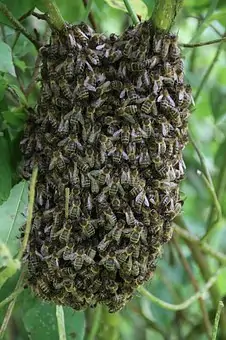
[131,260,140,276]
[111,80,123,91]
[41,82,52,101]
[161,36,171,59]
[75,56,86,74]
[47,255,59,275]
[108,49,122,63]
[54,97,72,109]
[142,117,153,137]
[123,41,133,57]
[63,53,74,81]
[124,206,136,226]
[69,163,79,186]
[96,81,111,96]
[127,61,144,72]
[139,146,151,167]
[161,195,171,208]
[70,198,81,219]
[38,278,50,294]
[139,253,149,276]
[62,243,75,261]
[142,69,150,88]
[169,34,180,60]
[87,123,101,145]
[97,237,111,252]
[58,117,69,137]
[49,151,67,171]
[59,78,72,101]
[131,123,147,143]
[103,207,117,226]
[97,165,111,186]
[76,155,89,172]
[86,48,100,65]
[111,197,121,212]
[116,245,135,264]
[36,183,47,206]
[81,173,91,188]
[120,164,131,186]
[57,222,72,243]
[108,219,125,244]
[75,86,89,101]
[135,190,149,211]
[157,88,175,107]
[153,33,162,53]
[50,79,60,97]
[73,26,89,43]
[80,218,95,238]
[99,254,120,272]
[152,73,163,95]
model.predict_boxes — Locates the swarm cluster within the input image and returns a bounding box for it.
[21,21,191,312]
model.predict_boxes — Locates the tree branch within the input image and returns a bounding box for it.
[39,0,66,31]
[151,0,183,32]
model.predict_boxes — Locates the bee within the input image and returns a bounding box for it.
[85,193,93,212]
[131,261,140,276]
[142,117,153,137]
[70,198,81,219]
[123,41,133,57]
[108,175,121,196]
[57,222,72,243]
[73,26,88,43]
[73,249,85,271]
[111,197,121,212]
[108,49,122,63]
[135,190,149,211]
[111,80,123,91]
[64,53,74,81]
[139,146,151,167]
[47,255,59,276]
[103,207,117,226]
[96,191,108,209]
[127,61,144,72]
[36,183,47,206]
[75,86,89,101]
[146,55,160,69]
[99,254,120,272]
[75,57,86,74]
[116,245,135,264]
[108,219,125,244]
[161,195,171,208]
[98,165,111,186]
[50,79,60,97]
[121,164,131,186]
[58,117,69,137]
[81,173,91,188]
[86,48,100,65]
[27,254,40,275]
[152,73,163,95]
[49,151,67,171]
[139,253,149,276]
[157,88,175,107]
[38,278,50,294]
[62,135,83,153]
[59,78,72,101]
[109,144,128,164]
[80,218,95,238]
[97,237,111,252]
[169,34,180,60]
[62,243,75,261]
[124,206,136,226]
[41,83,52,101]
[161,36,171,59]
[76,155,89,172]
[54,97,72,109]
[127,141,136,163]
[153,33,162,53]
[131,123,147,143]
[69,163,79,186]
[87,123,101,145]
[142,70,150,87]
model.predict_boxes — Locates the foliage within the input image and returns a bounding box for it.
[0,0,226,339]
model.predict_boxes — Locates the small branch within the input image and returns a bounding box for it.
[139,269,219,311]
[181,37,226,48]
[56,306,67,340]
[212,301,224,340]
[40,0,66,31]
[197,171,222,225]
[174,225,226,265]
[0,270,25,339]
[194,36,225,101]
[86,305,102,340]
[0,2,41,49]
[0,287,24,310]
[123,0,139,25]
[151,0,183,32]
[25,54,42,97]
[82,0,97,31]
[173,237,212,338]
[18,166,38,260]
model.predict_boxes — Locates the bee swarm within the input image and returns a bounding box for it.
[21,21,191,312]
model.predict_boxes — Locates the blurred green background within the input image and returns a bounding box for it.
[0,0,226,339]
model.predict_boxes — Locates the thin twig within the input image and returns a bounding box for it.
[197,171,222,225]
[0,270,25,339]
[42,0,66,31]
[172,237,212,338]
[56,305,67,340]
[212,301,224,340]
[174,225,226,265]
[0,2,41,49]
[82,0,97,31]
[86,305,102,340]
[18,166,38,260]
[194,37,225,101]
[0,287,24,310]
[139,269,220,311]
[123,0,139,25]
[24,54,42,97]
[181,37,226,48]
[18,8,34,22]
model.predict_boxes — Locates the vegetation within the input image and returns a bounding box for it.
[0,0,226,339]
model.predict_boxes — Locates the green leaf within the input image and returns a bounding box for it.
[0,41,15,77]
[0,242,20,289]
[8,84,28,106]
[2,110,26,127]
[13,58,27,72]
[0,137,12,204]
[0,181,28,256]
[0,76,8,101]
[103,0,148,19]
[22,300,85,340]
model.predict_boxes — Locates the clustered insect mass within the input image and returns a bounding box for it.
[20,20,191,313]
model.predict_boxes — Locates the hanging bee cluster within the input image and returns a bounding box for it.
[21,20,191,312]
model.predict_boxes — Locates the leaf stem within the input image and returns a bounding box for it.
[139,269,220,311]
[56,305,67,340]
[0,2,41,49]
[212,301,224,340]
[181,37,226,48]
[86,305,102,340]
[40,0,66,31]
[0,287,24,310]
[151,0,183,32]
[18,166,38,260]
[123,0,139,25]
